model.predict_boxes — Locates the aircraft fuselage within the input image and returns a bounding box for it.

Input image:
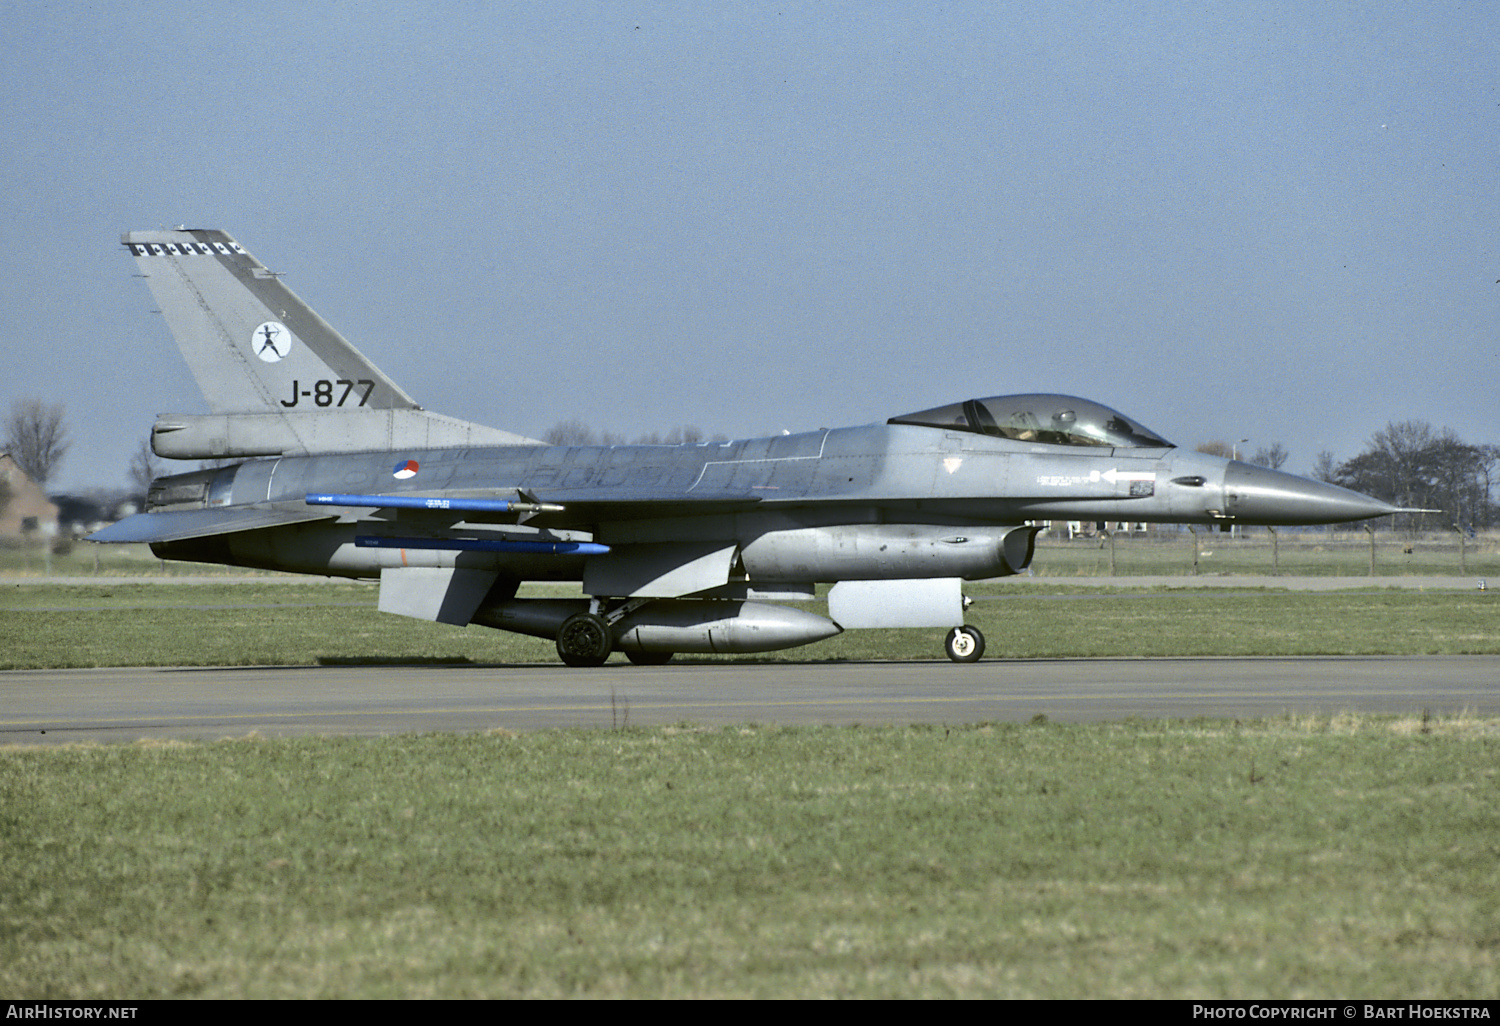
[147,420,1392,582]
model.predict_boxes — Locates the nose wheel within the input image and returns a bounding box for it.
[944,625,985,663]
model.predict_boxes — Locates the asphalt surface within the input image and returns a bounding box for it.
[5,573,1494,745]
[3,655,1496,745]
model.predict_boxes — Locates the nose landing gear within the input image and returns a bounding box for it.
[944,625,986,663]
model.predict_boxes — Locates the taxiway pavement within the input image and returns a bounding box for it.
[3,656,1495,745]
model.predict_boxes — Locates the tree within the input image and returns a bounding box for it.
[542,417,599,446]
[1194,440,1233,459]
[1249,442,1289,471]
[1332,420,1497,532]
[4,398,70,486]
[128,438,163,498]
[1478,445,1500,518]
[543,419,718,446]
[1311,450,1339,484]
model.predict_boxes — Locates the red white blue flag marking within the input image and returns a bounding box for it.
[392,459,419,480]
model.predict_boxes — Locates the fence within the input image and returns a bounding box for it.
[1031,528,1499,578]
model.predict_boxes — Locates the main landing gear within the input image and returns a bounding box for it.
[555,609,675,667]
[944,625,986,663]
[555,612,612,668]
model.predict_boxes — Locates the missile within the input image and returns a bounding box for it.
[307,493,565,515]
[355,535,608,556]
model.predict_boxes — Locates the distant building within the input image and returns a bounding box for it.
[52,492,140,538]
[0,452,60,541]
[1055,520,1152,539]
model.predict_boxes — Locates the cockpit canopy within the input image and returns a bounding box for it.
[889,394,1173,449]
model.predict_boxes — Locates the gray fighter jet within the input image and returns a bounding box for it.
[92,230,1405,664]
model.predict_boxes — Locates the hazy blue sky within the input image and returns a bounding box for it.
[4,1,1496,492]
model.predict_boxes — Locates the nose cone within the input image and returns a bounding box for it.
[1223,461,1398,525]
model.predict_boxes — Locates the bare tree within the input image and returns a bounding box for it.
[1478,445,1500,519]
[1194,440,1233,459]
[4,398,70,486]
[545,419,718,446]
[1249,442,1289,470]
[1311,450,1339,483]
[542,417,599,446]
[128,437,164,497]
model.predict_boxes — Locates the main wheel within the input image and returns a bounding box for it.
[556,612,612,667]
[944,625,985,663]
[625,649,674,666]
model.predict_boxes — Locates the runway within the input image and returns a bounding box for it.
[2,655,1496,745]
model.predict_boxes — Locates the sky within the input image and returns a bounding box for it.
[3,0,1497,493]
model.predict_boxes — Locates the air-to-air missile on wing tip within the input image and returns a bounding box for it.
[93,230,1408,664]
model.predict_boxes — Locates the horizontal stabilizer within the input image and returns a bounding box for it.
[152,411,539,459]
[87,507,334,544]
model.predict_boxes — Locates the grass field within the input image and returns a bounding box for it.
[3,580,1499,669]
[4,552,1498,998]
[3,717,1497,998]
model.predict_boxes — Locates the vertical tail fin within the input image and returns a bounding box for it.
[124,229,537,458]
[124,229,416,413]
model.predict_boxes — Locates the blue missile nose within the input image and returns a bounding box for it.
[1223,461,1399,525]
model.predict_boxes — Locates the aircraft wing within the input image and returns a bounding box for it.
[91,490,761,548]
[87,507,337,544]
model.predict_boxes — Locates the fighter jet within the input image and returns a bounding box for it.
[92,229,1406,664]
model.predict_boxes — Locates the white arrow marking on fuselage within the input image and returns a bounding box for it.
[1097,468,1156,484]
[943,458,963,475]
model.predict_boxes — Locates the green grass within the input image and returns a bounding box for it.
[0,578,379,609]
[0,541,289,577]
[3,717,1496,998]
[3,583,1497,669]
[5,572,1498,998]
